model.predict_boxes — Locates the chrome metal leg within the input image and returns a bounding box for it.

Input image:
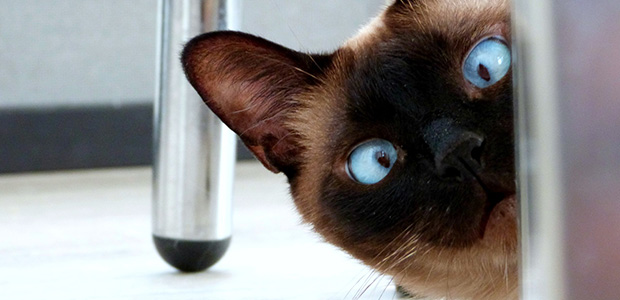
[514,0,620,298]
[152,0,239,272]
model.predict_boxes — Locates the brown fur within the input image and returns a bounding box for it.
[182,1,517,299]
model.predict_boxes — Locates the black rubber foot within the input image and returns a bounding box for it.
[153,235,231,272]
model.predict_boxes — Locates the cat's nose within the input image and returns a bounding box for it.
[423,118,484,180]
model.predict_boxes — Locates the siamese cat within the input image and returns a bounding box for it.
[182,0,516,299]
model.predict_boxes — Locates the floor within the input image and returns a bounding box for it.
[0,161,398,300]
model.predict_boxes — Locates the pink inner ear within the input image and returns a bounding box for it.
[182,31,322,174]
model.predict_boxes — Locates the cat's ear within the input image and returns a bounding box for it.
[182,31,331,174]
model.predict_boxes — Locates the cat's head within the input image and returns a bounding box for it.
[182,0,516,298]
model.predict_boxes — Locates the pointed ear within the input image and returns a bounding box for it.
[181,31,331,174]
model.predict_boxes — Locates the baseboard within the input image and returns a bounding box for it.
[0,104,253,174]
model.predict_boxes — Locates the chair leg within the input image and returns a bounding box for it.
[152,0,238,272]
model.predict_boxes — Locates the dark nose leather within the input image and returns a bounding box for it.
[423,118,484,180]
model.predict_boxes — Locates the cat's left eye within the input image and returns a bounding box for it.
[346,139,398,185]
[463,38,511,88]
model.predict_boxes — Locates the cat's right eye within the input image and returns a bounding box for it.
[463,37,511,88]
[346,139,398,185]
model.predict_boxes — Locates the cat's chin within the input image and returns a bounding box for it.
[392,196,519,300]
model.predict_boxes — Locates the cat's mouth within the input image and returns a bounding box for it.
[456,160,516,239]
[479,192,516,239]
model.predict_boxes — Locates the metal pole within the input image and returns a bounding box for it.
[153,0,240,272]
[513,0,567,298]
[514,0,620,299]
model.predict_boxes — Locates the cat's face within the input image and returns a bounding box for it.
[182,0,516,298]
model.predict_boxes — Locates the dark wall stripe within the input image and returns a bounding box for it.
[0,104,254,174]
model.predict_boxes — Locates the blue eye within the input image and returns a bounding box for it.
[347,139,398,185]
[463,38,511,88]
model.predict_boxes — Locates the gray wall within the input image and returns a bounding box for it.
[0,0,385,110]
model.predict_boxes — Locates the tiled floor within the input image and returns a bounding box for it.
[0,162,398,300]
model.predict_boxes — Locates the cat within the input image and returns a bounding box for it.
[181,0,516,299]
